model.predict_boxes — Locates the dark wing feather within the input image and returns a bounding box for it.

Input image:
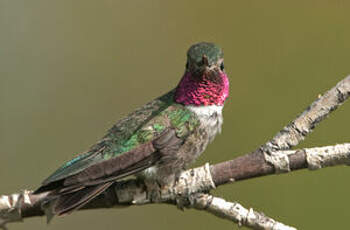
[54,182,113,216]
[38,129,183,215]
[53,150,163,215]
[34,140,156,194]
[38,90,175,186]
[62,141,157,187]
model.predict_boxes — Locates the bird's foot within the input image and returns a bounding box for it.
[144,180,162,203]
[173,173,191,210]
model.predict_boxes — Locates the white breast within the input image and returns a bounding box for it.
[186,105,223,117]
[187,105,224,141]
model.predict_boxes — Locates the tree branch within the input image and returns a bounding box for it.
[212,75,350,184]
[192,193,296,230]
[263,75,350,152]
[1,75,350,230]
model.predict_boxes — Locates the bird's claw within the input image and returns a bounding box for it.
[144,180,162,203]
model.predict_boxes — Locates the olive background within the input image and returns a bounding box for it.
[1,1,350,229]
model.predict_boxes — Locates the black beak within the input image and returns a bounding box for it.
[202,55,209,67]
[191,55,217,79]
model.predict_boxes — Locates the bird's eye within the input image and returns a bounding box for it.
[186,62,189,69]
[220,62,224,71]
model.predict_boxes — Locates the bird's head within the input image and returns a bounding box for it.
[175,42,229,106]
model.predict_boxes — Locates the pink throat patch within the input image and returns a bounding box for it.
[175,71,229,106]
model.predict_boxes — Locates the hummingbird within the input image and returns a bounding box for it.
[34,42,229,216]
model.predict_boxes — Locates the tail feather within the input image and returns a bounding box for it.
[54,182,113,216]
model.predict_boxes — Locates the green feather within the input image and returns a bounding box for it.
[42,90,200,185]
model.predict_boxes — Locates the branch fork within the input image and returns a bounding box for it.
[1,75,350,230]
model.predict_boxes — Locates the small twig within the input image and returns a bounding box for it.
[192,193,296,230]
[263,75,350,152]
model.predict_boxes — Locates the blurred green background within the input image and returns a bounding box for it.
[1,1,350,229]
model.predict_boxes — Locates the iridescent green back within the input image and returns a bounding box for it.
[42,90,200,185]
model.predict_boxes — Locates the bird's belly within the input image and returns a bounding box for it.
[139,105,223,183]
[140,114,222,183]
[181,120,221,166]
[139,129,213,183]
[183,104,224,161]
